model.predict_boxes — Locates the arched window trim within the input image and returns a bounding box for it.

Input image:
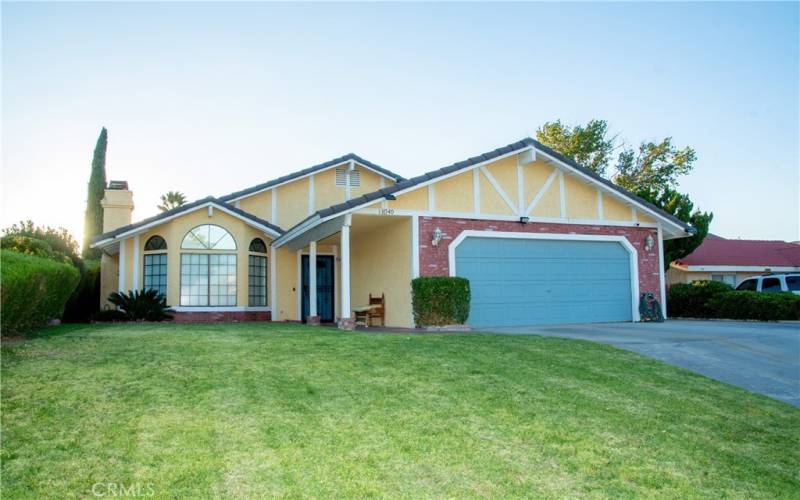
[144,235,168,251]
[181,224,237,250]
[248,238,267,253]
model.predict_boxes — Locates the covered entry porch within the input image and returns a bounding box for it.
[278,213,414,329]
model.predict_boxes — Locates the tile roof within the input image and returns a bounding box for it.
[676,238,800,267]
[91,196,283,245]
[281,138,694,238]
[219,153,404,202]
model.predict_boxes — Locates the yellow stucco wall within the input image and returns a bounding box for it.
[275,177,309,229]
[603,195,634,222]
[99,253,119,309]
[523,163,555,211]
[479,170,515,215]
[350,216,413,328]
[273,246,298,321]
[388,186,428,211]
[115,208,275,308]
[313,169,339,213]
[564,175,597,219]
[486,157,519,207]
[101,189,134,232]
[530,176,561,217]
[235,166,394,231]
[435,171,474,213]
[237,190,272,221]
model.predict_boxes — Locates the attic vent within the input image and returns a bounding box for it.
[335,167,360,187]
[107,180,129,190]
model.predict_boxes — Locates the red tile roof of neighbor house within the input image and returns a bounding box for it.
[675,236,800,267]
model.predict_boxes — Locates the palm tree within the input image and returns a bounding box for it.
[157,191,187,212]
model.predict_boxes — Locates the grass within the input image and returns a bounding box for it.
[1,323,798,498]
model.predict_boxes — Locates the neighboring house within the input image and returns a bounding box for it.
[667,234,800,287]
[91,138,693,328]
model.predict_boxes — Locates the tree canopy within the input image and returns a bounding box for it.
[158,191,187,212]
[535,119,711,270]
[82,127,108,258]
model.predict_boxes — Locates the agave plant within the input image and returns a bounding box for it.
[107,289,174,321]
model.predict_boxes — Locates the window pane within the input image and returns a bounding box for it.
[736,279,757,291]
[143,253,168,297]
[761,278,782,292]
[248,255,267,306]
[786,276,800,292]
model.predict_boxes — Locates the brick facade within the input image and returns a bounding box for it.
[172,311,272,323]
[418,217,663,302]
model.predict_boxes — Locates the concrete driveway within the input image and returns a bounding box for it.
[488,320,800,407]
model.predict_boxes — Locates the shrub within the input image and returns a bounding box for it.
[63,259,101,322]
[667,280,732,318]
[411,277,470,327]
[108,289,173,321]
[1,250,81,335]
[707,291,800,321]
[1,220,81,268]
[0,235,71,264]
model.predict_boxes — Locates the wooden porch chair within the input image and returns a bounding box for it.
[353,293,385,327]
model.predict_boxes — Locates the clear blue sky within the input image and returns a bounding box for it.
[2,2,798,246]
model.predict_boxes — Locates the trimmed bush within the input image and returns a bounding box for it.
[667,280,732,318]
[1,250,80,335]
[707,291,800,321]
[411,276,470,327]
[62,259,101,322]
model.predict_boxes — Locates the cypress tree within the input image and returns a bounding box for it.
[82,127,108,258]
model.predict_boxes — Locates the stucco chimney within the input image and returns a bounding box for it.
[101,180,134,232]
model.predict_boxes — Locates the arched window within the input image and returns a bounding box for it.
[248,238,268,306]
[143,235,167,297]
[248,238,267,253]
[144,235,167,251]
[180,225,237,306]
[181,224,236,250]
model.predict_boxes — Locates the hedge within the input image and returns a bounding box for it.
[668,279,800,321]
[667,280,733,318]
[707,291,800,321]
[411,276,470,327]
[1,250,80,335]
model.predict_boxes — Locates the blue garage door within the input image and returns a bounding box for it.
[455,237,633,327]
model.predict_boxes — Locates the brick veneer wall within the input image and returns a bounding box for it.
[172,311,271,323]
[418,217,663,302]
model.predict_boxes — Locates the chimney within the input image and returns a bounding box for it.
[101,180,134,232]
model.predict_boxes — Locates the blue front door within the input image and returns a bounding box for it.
[455,237,633,327]
[302,255,335,323]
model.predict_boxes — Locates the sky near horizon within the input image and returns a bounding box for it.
[2,2,798,247]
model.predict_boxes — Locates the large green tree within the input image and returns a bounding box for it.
[536,119,711,270]
[82,127,108,258]
[535,119,615,176]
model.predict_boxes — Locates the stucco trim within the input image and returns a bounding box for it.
[447,230,641,322]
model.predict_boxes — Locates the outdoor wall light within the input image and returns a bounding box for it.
[644,234,655,252]
[519,216,530,224]
[431,227,443,247]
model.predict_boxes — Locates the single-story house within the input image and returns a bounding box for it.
[91,138,693,328]
[667,234,800,287]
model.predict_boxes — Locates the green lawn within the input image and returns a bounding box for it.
[2,323,798,498]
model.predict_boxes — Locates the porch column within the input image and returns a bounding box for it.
[307,241,320,325]
[118,238,126,293]
[338,215,354,330]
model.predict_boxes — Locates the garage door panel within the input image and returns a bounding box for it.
[455,237,633,327]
